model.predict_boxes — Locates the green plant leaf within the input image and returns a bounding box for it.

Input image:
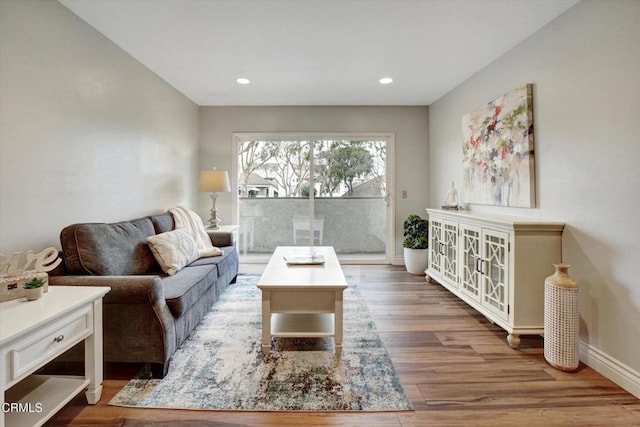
[23,277,46,289]
[402,215,429,248]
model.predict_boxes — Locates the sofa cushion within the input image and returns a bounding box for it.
[147,228,199,276]
[188,246,237,278]
[162,265,217,318]
[150,213,175,234]
[60,217,158,276]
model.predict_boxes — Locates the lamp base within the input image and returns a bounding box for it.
[207,193,222,230]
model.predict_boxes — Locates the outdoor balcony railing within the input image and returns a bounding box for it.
[237,197,386,256]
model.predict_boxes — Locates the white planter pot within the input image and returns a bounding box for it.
[24,287,43,301]
[404,247,428,275]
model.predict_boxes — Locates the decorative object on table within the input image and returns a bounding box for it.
[0,247,60,302]
[403,214,429,275]
[198,168,231,229]
[544,263,579,372]
[442,180,459,209]
[23,276,47,301]
[109,275,412,412]
[462,83,535,208]
[283,254,325,265]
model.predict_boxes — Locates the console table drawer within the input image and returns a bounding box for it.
[9,307,93,382]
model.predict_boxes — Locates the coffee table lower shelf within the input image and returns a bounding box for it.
[271,313,335,337]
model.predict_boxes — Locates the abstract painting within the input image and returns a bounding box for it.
[462,84,535,208]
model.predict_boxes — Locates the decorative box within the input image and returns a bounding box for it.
[0,271,49,303]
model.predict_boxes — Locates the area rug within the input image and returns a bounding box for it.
[109,275,413,412]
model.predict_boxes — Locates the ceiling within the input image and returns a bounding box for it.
[59,0,579,106]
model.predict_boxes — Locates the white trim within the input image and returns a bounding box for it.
[385,134,396,265]
[233,131,396,141]
[393,255,405,266]
[579,340,640,399]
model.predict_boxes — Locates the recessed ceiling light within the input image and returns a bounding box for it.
[379,77,394,85]
[236,77,251,85]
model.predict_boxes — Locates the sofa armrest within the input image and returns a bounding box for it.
[207,230,235,247]
[49,275,164,305]
[49,273,177,371]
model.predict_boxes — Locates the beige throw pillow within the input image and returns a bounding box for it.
[147,228,199,275]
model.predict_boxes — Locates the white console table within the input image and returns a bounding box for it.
[0,285,110,427]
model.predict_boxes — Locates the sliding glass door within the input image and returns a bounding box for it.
[234,133,393,263]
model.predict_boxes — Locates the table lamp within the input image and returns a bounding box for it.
[199,169,231,229]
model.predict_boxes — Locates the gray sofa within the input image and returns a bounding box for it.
[49,212,238,378]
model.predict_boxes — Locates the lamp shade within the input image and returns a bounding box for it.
[199,170,231,193]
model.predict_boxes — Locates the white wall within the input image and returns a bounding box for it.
[429,0,640,395]
[199,106,429,259]
[0,0,200,254]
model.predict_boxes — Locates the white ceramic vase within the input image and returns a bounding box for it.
[544,263,579,371]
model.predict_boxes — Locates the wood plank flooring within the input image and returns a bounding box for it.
[48,264,640,426]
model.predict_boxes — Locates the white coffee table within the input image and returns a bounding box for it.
[257,246,348,356]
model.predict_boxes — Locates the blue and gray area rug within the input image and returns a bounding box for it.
[109,275,413,412]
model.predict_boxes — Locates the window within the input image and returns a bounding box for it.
[233,133,394,263]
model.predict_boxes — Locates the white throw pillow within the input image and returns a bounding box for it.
[147,228,199,275]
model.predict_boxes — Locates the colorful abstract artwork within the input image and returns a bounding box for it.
[462,84,535,208]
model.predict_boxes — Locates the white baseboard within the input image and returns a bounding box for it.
[392,256,404,266]
[580,340,640,399]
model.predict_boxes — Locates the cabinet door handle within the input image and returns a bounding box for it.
[475,258,482,273]
[54,334,65,343]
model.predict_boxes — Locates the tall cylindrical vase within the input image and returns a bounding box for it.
[544,263,579,371]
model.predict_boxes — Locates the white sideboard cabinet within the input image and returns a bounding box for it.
[425,209,564,348]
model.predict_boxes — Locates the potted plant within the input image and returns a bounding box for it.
[23,276,46,301]
[403,214,429,275]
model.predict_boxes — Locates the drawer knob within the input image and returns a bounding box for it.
[54,334,65,343]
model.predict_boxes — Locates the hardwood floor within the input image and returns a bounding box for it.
[48,265,640,426]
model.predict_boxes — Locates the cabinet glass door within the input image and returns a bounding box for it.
[481,229,509,319]
[428,219,443,275]
[442,220,458,284]
[460,225,482,302]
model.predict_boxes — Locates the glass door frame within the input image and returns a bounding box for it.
[232,132,395,264]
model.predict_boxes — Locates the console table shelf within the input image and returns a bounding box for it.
[5,375,89,427]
